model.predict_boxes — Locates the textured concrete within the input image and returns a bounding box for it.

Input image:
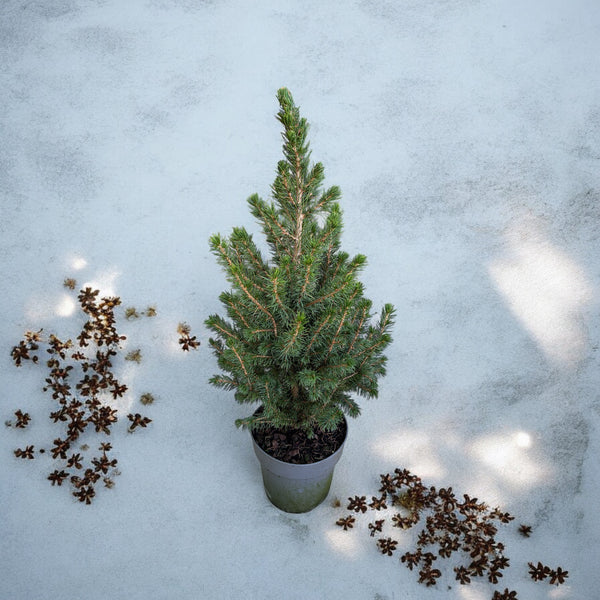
[1,1,599,599]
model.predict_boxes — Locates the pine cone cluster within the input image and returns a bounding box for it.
[10,287,153,504]
[335,468,569,599]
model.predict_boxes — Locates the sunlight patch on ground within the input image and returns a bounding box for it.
[324,527,362,559]
[548,584,572,598]
[469,431,551,489]
[166,334,187,356]
[25,292,71,322]
[69,255,88,270]
[514,430,532,448]
[113,393,135,416]
[81,266,121,297]
[488,218,593,367]
[371,430,446,479]
[370,426,547,503]
[55,293,76,317]
[112,363,139,415]
[95,390,133,416]
[457,582,489,600]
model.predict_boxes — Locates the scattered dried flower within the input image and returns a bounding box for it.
[50,438,71,460]
[333,467,558,598]
[336,515,355,530]
[528,562,551,581]
[401,550,422,571]
[11,330,42,366]
[73,485,95,505]
[14,446,35,459]
[418,566,441,586]
[178,322,200,351]
[492,590,518,600]
[125,349,142,363]
[127,413,152,432]
[369,495,387,510]
[548,567,569,585]
[454,565,471,584]
[518,524,532,537]
[140,393,155,406]
[377,537,398,556]
[48,470,69,486]
[10,285,158,505]
[368,520,385,537]
[347,495,368,513]
[14,410,31,428]
[177,322,191,335]
[378,473,396,494]
[125,307,140,320]
[66,453,83,469]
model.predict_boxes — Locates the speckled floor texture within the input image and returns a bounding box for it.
[1,1,599,599]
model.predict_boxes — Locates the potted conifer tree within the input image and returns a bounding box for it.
[206,88,395,513]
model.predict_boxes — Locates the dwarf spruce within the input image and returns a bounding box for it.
[206,88,395,436]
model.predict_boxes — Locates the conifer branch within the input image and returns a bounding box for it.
[234,230,270,276]
[272,274,286,313]
[291,157,305,263]
[210,376,239,390]
[328,307,349,355]
[250,329,272,337]
[357,338,390,364]
[311,184,340,215]
[279,169,299,212]
[235,279,275,333]
[317,220,340,250]
[215,241,278,335]
[249,195,294,249]
[356,376,377,395]
[230,344,253,390]
[305,314,332,354]
[379,304,395,332]
[293,210,305,263]
[300,260,314,298]
[326,286,362,356]
[232,244,268,294]
[206,316,240,343]
[330,254,346,283]
[306,279,353,308]
[334,369,365,396]
[281,314,305,357]
[348,305,369,354]
[264,380,273,405]
[302,164,323,207]
[208,337,224,356]
[222,293,251,328]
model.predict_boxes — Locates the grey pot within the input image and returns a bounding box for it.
[251,419,347,514]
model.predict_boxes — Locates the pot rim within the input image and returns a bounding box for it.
[250,412,348,469]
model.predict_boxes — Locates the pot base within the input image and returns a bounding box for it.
[260,469,335,514]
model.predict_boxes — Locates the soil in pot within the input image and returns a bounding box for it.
[252,417,347,464]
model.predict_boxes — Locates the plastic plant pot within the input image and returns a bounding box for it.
[251,418,347,513]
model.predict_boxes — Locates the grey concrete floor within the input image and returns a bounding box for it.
[1,1,599,599]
